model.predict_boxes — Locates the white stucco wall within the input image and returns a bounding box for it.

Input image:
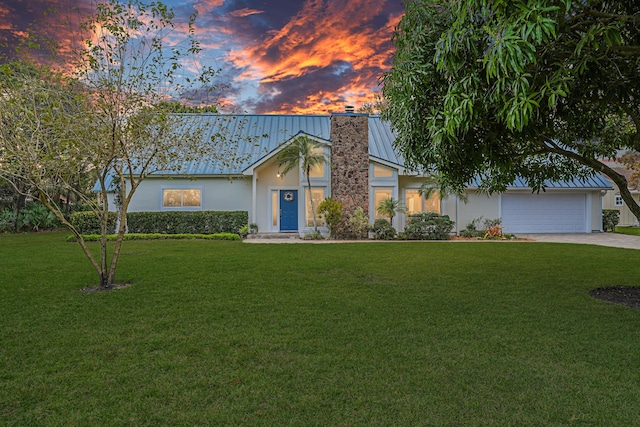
[457,191,501,232]
[125,176,252,213]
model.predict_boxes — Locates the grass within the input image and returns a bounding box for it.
[2,233,640,425]
[615,226,640,236]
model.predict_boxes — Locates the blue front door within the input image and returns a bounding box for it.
[279,190,298,231]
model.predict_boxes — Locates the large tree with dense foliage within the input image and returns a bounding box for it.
[383,0,640,220]
[0,1,244,290]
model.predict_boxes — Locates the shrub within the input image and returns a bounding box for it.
[0,202,62,233]
[348,206,370,239]
[371,219,396,240]
[459,217,484,238]
[303,230,323,240]
[482,218,503,239]
[0,209,14,233]
[70,211,118,234]
[401,213,454,240]
[317,197,343,238]
[18,202,60,231]
[67,233,241,242]
[603,209,620,232]
[126,211,248,234]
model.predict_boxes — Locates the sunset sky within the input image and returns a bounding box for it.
[0,0,404,114]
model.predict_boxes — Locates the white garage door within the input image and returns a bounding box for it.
[502,193,587,233]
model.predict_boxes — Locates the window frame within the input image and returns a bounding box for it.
[304,186,327,228]
[404,188,441,216]
[161,187,203,210]
[614,195,624,207]
[373,187,395,221]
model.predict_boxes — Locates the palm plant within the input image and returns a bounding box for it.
[376,197,405,224]
[277,136,328,232]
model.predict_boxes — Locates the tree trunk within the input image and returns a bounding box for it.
[12,186,26,233]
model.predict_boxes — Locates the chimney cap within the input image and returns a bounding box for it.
[344,105,355,113]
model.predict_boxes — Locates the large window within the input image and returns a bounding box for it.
[373,164,393,178]
[162,188,201,208]
[309,147,326,178]
[305,188,325,227]
[373,187,394,220]
[404,189,440,215]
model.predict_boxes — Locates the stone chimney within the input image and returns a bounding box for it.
[330,112,369,238]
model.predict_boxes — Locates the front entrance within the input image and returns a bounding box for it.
[279,190,298,231]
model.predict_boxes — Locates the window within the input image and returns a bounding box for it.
[272,190,278,227]
[615,195,624,206]
[405,189,441,215]
[373,187,394,220]
[305,188,325,227]
[162,188,201,208]
[373,164,393,178]
[309,147,326,178]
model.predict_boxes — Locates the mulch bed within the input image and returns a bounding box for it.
[590,286,640,310]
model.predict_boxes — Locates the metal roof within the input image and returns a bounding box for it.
[467,174,612,190]
[138,114,401,175]
[93,114,612,191]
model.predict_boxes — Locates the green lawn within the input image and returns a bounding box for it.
[615,226,640,236]
[2,233,640,426]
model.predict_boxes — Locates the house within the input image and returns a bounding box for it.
[100,112,611,236]
[601,159,640,227]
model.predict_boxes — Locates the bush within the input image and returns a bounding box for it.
[459,217,484,238]
[303,230,323,240]
[317,197,343,238]
[603,209,620,232]
[126,211,248,234]
[0,202,61,233]
[371,219,396,240]
[67,232,241,242]
[70,211,118,235]
[348,206,370,239]
[401,213,454,240]
[0,209,14,233]
[18,202,60,231]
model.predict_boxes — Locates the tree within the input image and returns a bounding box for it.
[376,197,404,224]
[0,61,85,232]
[382,0,640,221]
[0,1,244,290]
[277,136,328,233]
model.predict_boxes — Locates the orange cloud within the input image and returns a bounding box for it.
[229,8,264,18]
[226,0,402,113]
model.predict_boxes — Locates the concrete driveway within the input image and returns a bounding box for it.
[519,233,640,250]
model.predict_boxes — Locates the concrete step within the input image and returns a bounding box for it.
[246,232,300,240]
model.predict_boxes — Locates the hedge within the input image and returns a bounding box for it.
[70,211,118,235]
[68,233,241,242]
[126,211,248,234]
